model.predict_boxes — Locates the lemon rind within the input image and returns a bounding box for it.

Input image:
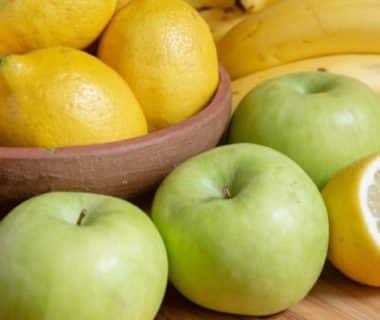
[360,157,380,246]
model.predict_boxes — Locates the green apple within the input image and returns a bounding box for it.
[151,144,329,316]
[228,72,380,188]
[0,192,168,320]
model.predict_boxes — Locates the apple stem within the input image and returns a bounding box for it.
[223,186,232,199]
[76,209,87,226]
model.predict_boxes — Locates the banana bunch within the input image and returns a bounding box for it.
[186,0,234,8]
[239,0,280,12]
[116,0,131,10]
[187,0,276,10]
[198,7,250,43]
[116,1,279,42]
[218,0,380,112]
[219,0,380,79]
[116,0,235,10]
[232,55,380,112]
[196,0,281,42]
[117,0,276,11]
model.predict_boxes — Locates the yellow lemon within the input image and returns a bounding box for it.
[98,0,219,131]
[0,47,147,148]
[322,154,380,286]
[0,0,116,55]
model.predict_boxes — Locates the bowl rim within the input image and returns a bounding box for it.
[0,66,231,160]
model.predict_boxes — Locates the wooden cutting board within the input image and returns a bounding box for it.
[156,264,380,320]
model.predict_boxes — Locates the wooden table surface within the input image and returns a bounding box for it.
[157,264,380,320]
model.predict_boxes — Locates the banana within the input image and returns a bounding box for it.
[116,0,131,10]
[187,0,279,11]
[117,0,280,13]
[117,0,235,11]
[219,0,380,79]
[239,0,280,12]
[199,0,282,42]
[185,0,235,9]
[232,54,380,113]
[200,7,251,42]
[117,0,281,43]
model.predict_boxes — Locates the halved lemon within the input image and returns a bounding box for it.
[322,153,380,287]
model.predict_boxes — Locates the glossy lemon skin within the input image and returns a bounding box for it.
[0,0,116,55]
[322,154,380,287]
[0,47,147,148]
[99,0,219,131]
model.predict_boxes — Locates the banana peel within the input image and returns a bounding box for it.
[187,0,235,9]
[199,0,282,42]
[200,7,251,42]
[232,54,380,113]
[219,0,380,79]
[239,0,281,12]
[117,0,235,11]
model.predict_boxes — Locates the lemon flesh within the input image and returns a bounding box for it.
[322,155,380,286]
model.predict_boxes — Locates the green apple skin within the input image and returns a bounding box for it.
[228,72,380,188]
[0,192,168,320]
[151,144,329,316]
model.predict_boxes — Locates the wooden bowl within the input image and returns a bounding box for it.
[0,67,231,214]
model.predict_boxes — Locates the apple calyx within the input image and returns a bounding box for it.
[223,186,232,199]
[76,209,87,226]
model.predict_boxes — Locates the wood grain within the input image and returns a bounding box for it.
[157,264,380,320]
